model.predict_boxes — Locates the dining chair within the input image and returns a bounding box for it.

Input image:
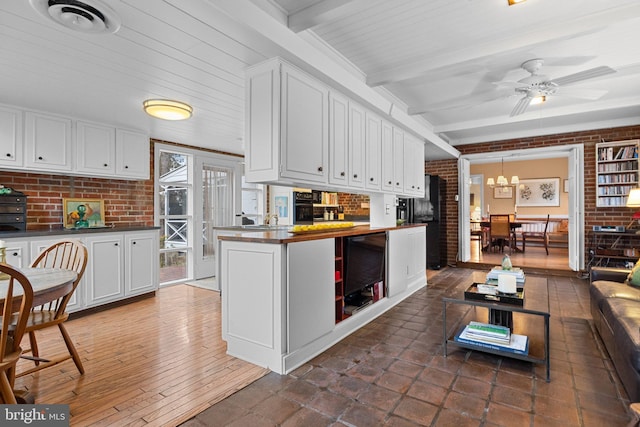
[489,214,512,254]
[17,239,88,377]
[522,214,551,255]
[0,263,34,404]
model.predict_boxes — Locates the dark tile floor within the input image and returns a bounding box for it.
[182,268,633,426]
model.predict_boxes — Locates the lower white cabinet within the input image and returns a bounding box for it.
[387,226,427,298]
[4,229,158,313]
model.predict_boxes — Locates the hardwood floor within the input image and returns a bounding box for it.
[467,239,571,272]
[13,285,269,427]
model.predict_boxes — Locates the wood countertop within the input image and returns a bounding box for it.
[216,223,427,244]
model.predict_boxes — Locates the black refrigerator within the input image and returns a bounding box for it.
[398,175,446,270]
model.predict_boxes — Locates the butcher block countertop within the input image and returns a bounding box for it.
[216,223,426,244]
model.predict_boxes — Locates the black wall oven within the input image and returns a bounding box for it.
[293,191,314,224]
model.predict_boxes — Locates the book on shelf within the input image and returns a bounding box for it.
[455,326,529,355]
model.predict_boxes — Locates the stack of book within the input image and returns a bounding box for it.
[486,267,525,285]
[455,321,529,355]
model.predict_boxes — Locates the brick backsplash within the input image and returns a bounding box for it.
[426,124,640,266]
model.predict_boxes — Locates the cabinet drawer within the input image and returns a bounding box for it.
[0,205,24,213]
[0,196,26,204]
[0,213,24,223]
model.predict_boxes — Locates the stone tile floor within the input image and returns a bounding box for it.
[182,268,633,426]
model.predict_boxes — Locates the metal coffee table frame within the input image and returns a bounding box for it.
[443,272,551,382]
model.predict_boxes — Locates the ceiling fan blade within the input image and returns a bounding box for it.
[510,96,531,117]
[551,66,616,86]
[555,87,608,100]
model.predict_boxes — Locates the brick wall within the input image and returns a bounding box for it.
[338,192,370,216]
[425,124,640,267]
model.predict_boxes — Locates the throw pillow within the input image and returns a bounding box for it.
[627,260,640,287]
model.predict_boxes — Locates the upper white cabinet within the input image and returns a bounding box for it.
[365,112,381,191]
[25,111,72,172]
[329,92,349,186]
[381,121,394,192]
[0,106,23,168]
[393,128,405,193]
[245,59,328,186]
[116,129,150,180]
[348,102,365,189]
[76,121,116,175]
[403,133,425,197]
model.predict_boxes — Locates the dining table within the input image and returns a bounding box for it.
[472,219,546,253]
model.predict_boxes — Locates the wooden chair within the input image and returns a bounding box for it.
[470,222,487,252]
[522,214,550,255]
[0,263,33,403]
[489,214,513,254]
[17,239,87,377]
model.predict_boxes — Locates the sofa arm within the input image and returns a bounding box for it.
[590,266,630,284]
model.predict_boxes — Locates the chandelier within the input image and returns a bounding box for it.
[487,158,519,187]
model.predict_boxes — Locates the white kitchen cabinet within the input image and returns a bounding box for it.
[329,92,349,186]
[245,59,328,186]
[24,111,73,172]
[76,121,116,175]
[393,127,405,194]
[85,234,125,307]
[4,241,28,268]
[365,112,382,191]
[116,129,150,179]
[124,232,158,296]
[403,134,425,197]
[381,121,394,192]
[287,239,334,352]
[0,105,23,168]
[387,226,427,298]
[348,102,365,189]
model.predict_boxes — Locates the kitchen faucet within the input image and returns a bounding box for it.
[264,213,279,225]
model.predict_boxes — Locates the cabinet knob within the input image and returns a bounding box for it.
[370,177,374,182]
[114,243,119,246]
[317,166,323,172]
[132,241,137,245]
[340,172,345,177]
[412,185,415,189]
[104,163,108,167]
[5,153,11,158]
[388,181,392,184]
[125,165,129,169]
[38,156,43,160]
[353,174,358,178]
[396,182,400,186]
[11,252,18,257]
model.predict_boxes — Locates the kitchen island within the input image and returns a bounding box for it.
[217,224,426,374]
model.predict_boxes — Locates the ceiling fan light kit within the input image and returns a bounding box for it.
[143,99,193,121]
[29,0,121,34]
[508,0,527,5]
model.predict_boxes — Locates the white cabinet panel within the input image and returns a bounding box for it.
[4,241,28,268]
[287,239,334,352]
[25,111,72,172]
[393,127,405,193]
[365,112,381,191]
[85,234,125,307]
[116,129,150,179]
[329,92,349,186]
[381,121,394,192]
[387,229,409,298]
[76,121,116,175]
[348,102,365,188]
[125,232,157,295]
[0,105,23,168]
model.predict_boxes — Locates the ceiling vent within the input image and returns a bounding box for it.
[29,0,121,34]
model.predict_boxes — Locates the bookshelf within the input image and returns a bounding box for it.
[335,237,345,323]
[596,139,639,207]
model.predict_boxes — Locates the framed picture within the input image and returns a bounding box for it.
[563,179,569,193]
[493,186,513,199]
[274,195,288,218]
[63,198,105,229]
[517,178,560,207]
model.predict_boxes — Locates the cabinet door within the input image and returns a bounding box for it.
[287,239,334,352]
[387,229,409,298]
[393,128,405,193]
[403,135,420,195]
[85,234,124,307]
[381,121,394,192]
[280,64,328,184]
[116,129,150,179]
[329,92,349,186]
[76,121,116,175]
[125,232,158,296]
[365,112,381,191]
[413,139,425,197]
[0,106,23,168]
[348,102,365,188]
[4,241,28,268]
[408,226,427,288]
[24,111,72,171]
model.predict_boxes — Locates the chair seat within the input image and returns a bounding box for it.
[523,231,545,237]
[26,311,69,329]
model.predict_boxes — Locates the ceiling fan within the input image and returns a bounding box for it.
[505,58,616,117]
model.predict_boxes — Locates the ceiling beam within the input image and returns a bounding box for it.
[287,0,367,33]
[366,3,640,87]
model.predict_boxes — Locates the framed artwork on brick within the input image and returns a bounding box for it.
[63,198,105,229]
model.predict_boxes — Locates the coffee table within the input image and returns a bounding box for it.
[443,271,551,382]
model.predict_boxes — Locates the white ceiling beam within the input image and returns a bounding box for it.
[367,3,640,87]
[288,0,367,33]
[207,0,459,159]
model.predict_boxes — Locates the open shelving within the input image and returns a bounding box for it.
[596,139,639,207]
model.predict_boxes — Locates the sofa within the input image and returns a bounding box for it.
[590,266,640,401]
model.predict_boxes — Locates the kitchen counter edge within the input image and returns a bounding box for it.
[217,223,427,244]
[0,226,161,239]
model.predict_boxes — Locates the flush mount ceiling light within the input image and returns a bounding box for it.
[508,0,527,5]
[30,0,121,34]
[143,99,193,121]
